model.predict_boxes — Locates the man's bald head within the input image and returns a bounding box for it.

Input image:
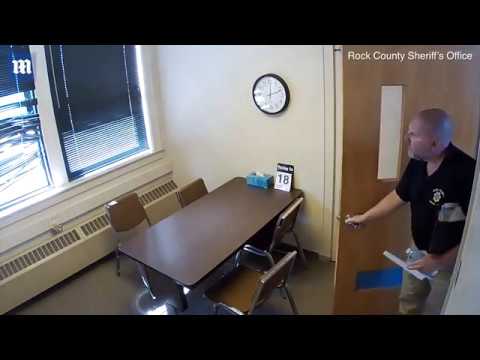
[407,108,454,161]
[414,108,454,147]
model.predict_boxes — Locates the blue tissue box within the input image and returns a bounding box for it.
[246,172,274,189]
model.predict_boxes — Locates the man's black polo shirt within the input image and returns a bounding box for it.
[395,143,476,254]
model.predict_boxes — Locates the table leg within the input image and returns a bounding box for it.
[173,283,188,312]
[140,265,189,313]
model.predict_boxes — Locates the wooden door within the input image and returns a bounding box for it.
[334,45,480,314]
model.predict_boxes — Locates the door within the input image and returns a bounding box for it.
[334,45,480,314]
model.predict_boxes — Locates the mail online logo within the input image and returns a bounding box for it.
[12,59,32,75]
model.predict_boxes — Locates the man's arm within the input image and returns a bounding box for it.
[345,190,406,228]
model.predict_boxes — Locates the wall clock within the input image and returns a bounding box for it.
[252,73,290,115]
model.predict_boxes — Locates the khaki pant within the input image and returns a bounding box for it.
[398,246,452,314]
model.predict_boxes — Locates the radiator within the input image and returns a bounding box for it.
[0,177,180,314]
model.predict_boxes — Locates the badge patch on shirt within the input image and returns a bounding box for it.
[429,188,445,206]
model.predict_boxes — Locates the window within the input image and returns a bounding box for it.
[0,45,51,211]
[0,45,153,216]
[377,85,404,180]
[45,45,149,181]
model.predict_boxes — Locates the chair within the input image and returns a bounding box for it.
[176,178,208,208]
[205,251,299,315]
[235,197,306,268]
[106,192,151,277]
[145,191,182,225]
[106,192,187,310]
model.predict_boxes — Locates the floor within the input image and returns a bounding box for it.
[8,249,446,315]
[10,250,335,315]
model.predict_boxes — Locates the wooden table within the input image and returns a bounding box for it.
[119,177,302,310]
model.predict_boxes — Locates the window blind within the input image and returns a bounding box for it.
[45,45,148,180]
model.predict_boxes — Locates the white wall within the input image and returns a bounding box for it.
[443,144,480,314]
[154,45,336,257]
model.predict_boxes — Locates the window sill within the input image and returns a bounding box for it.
[0,149,170,239]
[56,149,156,196]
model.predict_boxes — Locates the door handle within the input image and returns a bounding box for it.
[337,214,363,229]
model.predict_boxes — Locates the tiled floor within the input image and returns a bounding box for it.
[10,251,335,315]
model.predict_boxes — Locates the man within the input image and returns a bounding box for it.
[346,108,476,314]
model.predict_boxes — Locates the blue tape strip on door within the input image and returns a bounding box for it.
[356,267,403,290]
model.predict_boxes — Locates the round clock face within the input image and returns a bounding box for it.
[252,74,290,114]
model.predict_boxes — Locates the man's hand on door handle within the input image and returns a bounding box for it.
[345,214,367,230]
[342,191,406,231]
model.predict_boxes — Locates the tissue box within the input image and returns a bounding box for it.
[246,172,274,189]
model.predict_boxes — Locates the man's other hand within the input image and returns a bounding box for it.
[407,254,442,273]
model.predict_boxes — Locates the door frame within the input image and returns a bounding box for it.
[319,45,338,261]
[442,129,480,313]
[332,45,343,264]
